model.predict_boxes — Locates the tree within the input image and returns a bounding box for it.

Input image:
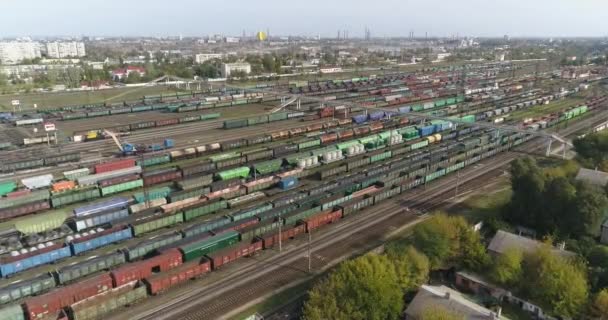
[590,289,608,319]
[571,182,608,238]
[523,246,588,318]
[491,247,523,286]
[506,157,546,229]
[420,307,465,320]
[125,71,141,84]
[412,214,489,270]
[386,245,430,291]
[589,245,608,267]
[302,254,403,320]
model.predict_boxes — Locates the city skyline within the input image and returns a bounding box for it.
[1,0,606,38]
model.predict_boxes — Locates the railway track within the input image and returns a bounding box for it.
[110,103,607,320]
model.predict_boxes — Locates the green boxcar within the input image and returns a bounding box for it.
[216,167,250,180]
[268,112,288,122]
[209,152,240,162]
[168,187,210,203]
[460,115,476,123]
[229,203,273,221]
[284,207,321,226]
[126,232,182,261]
[247,115,269,126]
[240,220,281,241]
[359,135,380,145]
[434,99,447,107]
[321,194,353,210]
[183,200,228,221]
[425,169,447,182]
[63,168,90,180]
[370,151,392,163]
[71,285,147,320]
[0,181,16,196]
[132,186,171,203]
[411,104,424,112]
[179,231,240,261]
[445,162,465,174]
[446,97,457,105]
[176,175,213,191]
[223,119,248,129]
[132,106,153,112]
[137,154,171,167]
[254,159,283,175]
[100,179,143,197]
[0,190,50,209]
[0,304,24,320]
[0,275,56,305]
[410,140,429,150]
[456,95,465,103]
[335,140,360,150]
[399,127,420,140]
[132,213,183,236]
[51,187,101,207]
[200,113,221,120]
[14,210,71,234]
[297,139,321,150]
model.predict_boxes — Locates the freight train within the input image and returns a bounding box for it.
[0,129,535,320]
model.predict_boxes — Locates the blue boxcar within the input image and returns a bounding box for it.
[417,125,435,137]
[369,111,385,121]
[352,114,368,124]
[398,106,411,114]
[73,197,131,217]
[73,208,130,232]
[69,227,132,255]
[278,177,298,190]
[1,244,71,277]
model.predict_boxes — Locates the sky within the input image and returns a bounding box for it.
[1,0,606,38]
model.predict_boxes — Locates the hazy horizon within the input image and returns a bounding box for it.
[1,0,606,38]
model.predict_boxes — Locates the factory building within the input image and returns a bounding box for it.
[221,62,251,77]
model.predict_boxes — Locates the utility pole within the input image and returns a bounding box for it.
[308,230,312,273]
[454,170,460,199]
[278,215,282,252]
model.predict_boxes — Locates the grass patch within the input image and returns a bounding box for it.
[230,280,313,320]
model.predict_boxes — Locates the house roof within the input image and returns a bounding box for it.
[405,285,509,320]
[487,230,576,259]
[575,168,608,187]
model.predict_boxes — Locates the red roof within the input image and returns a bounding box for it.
[112,66,146,75]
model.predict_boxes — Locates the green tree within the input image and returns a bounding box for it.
[491,247,523,286]
[523,246,588,318]
[420,307,465,320]
[571,182,608,237]
[387,245,430,291]
[125,71,142,84]
[506,157,546,229]
[590,289,608,319]
[589,245,608,267]
[302,254,403,320]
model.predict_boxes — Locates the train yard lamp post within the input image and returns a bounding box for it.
[308,230,312,273]
[278,215,282,252]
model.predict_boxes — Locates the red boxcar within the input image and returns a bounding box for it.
[337,129,354,140]
[337,118,352,125]
[206,241,263,269]
[110,248,183,287]
[156,118,179,127]
[306,123,323,132]
[6,189,31,198]
[320,133,338,144]
[24,273,113,320]
[144,259,211,295]
[99,174,140,187]
[260,224,306,249]
[94,159,136,174]
[369,122,384,132]
[353,127,371,136]
[304,209,343,232]
[351,186,381,198]
[143,171,182,186]
[0,200,50,220]
[288,127,306,137]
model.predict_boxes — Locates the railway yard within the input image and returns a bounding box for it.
[0,61,607,320]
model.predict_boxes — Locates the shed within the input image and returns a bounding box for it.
[575,168,608,187]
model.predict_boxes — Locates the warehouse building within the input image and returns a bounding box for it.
[195,53,223,64]
[221,62,251,77]
[405,285,508,319]
[487,230,575,259]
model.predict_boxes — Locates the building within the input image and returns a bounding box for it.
[224,37,240,43]
[111,66,146,80]
[221,62,251,77]
[575,168,608,187]
[195,53,223,64]
[455,272,558,320]
[45,42,86,58]
[0,41,41,65]
[405,285,509,320]
[487,230,575,259]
